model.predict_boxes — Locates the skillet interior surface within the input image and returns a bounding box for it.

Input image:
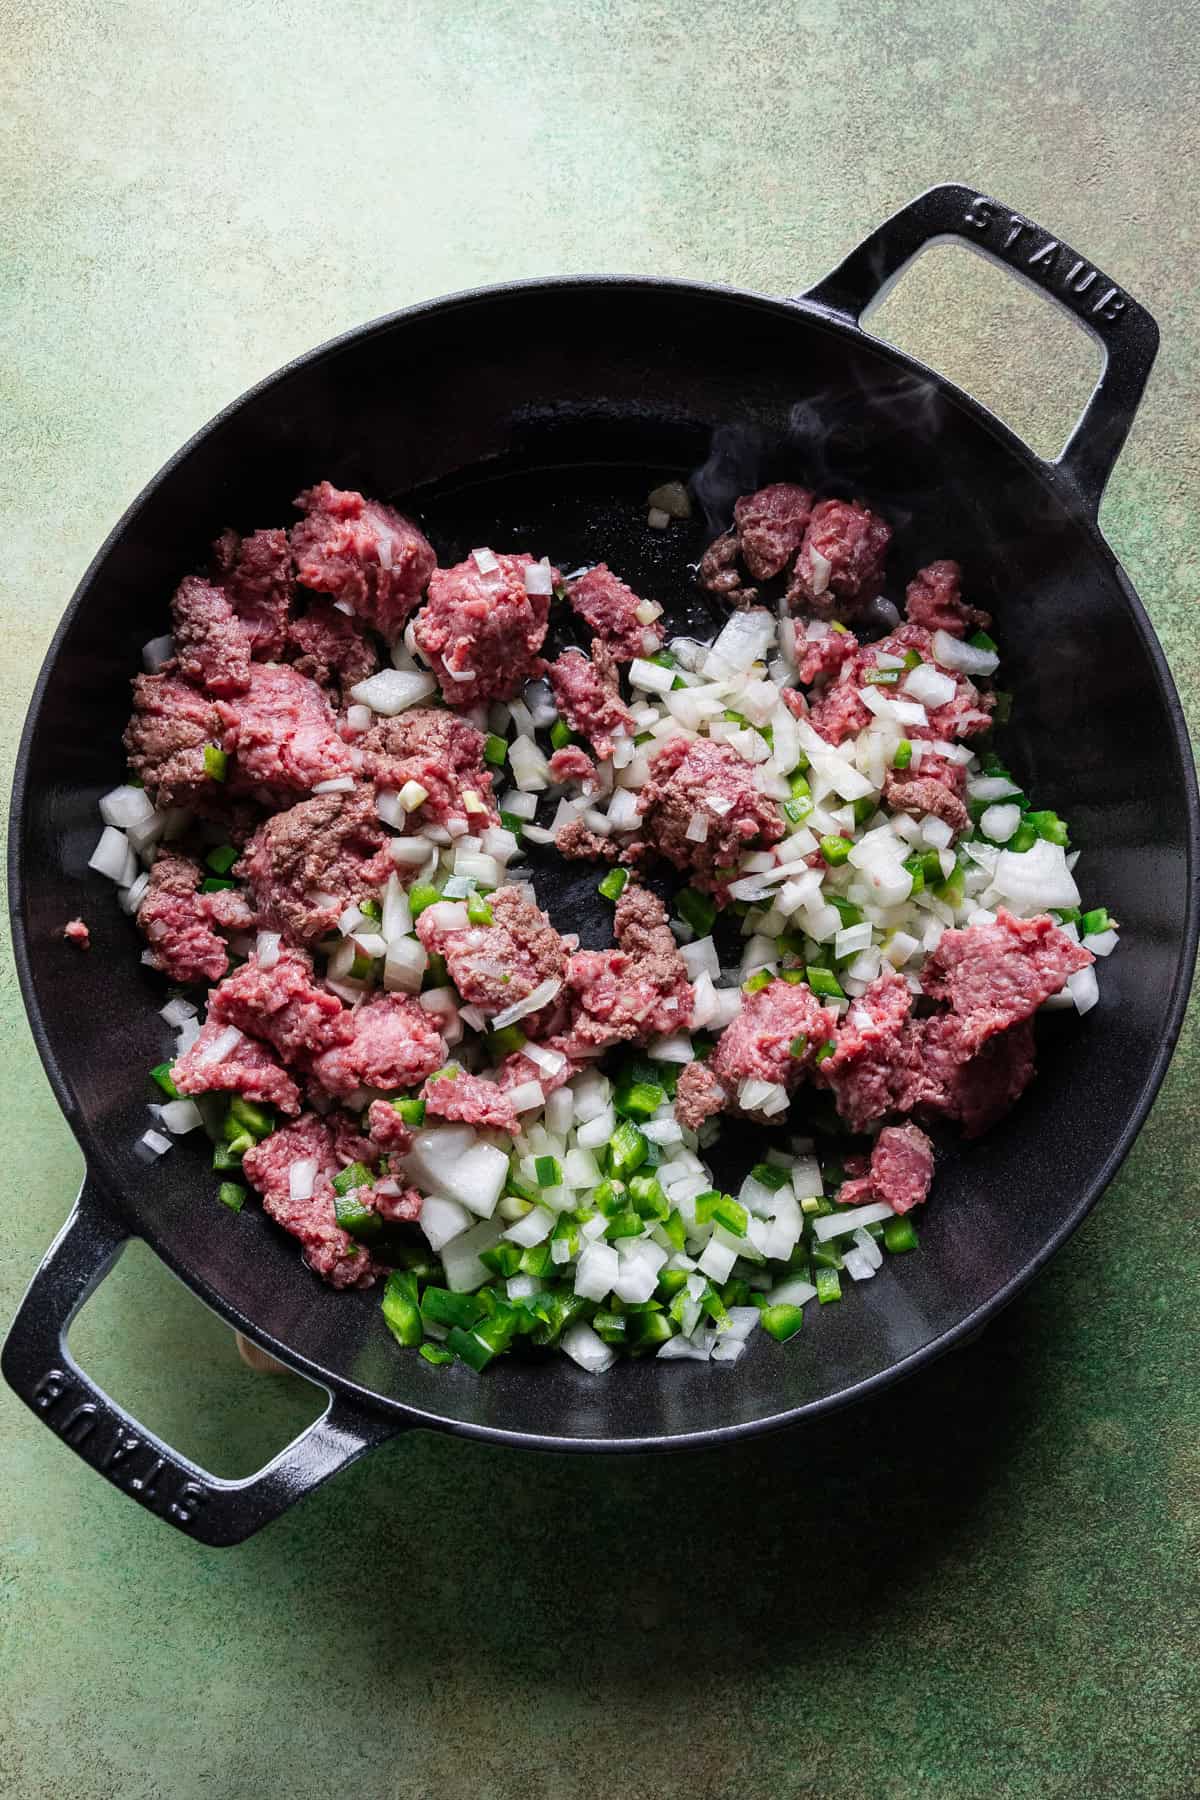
[12,279,1196,1446]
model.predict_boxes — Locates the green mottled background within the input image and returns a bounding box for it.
[2,2,1197,1795]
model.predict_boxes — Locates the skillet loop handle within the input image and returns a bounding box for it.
[800,181,1159,518]
[1,1178,406,1547]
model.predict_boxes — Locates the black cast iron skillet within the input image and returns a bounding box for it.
[6,184,1198,1546]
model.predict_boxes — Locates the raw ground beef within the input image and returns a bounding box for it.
[697,531,755,607]
[287,597,379,697]
[209,947,353,1065]
[421,1069,520,1134]
[367,1098,415,1155]
[414,551,552,706]
[818,966,913,1132]
[795,625,860,686]
[787,499,892,619]
[921,910,1092,1048]
[883,775,970,836]
[556,818,619,862]
[633,736,783,888]
[839,1123,935,1214]
[674,1059,728,1132]
[173,1018,301,1115]
[552,885,692,1053]
[359,706,497,831]
[734,482,814,580]
[904,560,990,639]
[496,1045,577,1097]
[547,745,597,785]
[310,993,446,1097]
[138,852,253,986]
[124,673,228,815]
[546,645,635,759]
[807,622,993,748]
[417,887,568,1014]
[566,564,663,661]
[238,788,394,944]
[171,576,253,698]
[216,663,355,799]
[62,917,90,949]
[709,979,838,1101]
[241,1113,382,1289]
[291,482,436,638]
[212,527,293,659]
[903,1013,1037,1138]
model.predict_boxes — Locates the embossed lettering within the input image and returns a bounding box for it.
[1092,286,1124,320]
[1004,216,1029,250]
[128,1455,165,1499]
[1070,267,1098,296]
[61,1401,98,1444]
[964,196,994,230]
[168,1481,209,1528]
[32,1368,69,1411]
[104,1431,141,1473]
[1027,238,1059,269]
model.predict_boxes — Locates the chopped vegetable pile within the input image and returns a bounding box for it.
[87,475,1116,1374]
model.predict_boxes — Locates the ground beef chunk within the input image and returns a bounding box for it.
[787,498,892,620]
[884,775,970,837]
[674,1060,728,1131]
[733,483,814,580]
[310,993,446,1097]
[209,947,353,1065]
[554,887,692,1053]
[212,527,293,659]
[414,551,553,706]
[372,1182,424,1225]
[709,979,838,1100]
[546,646,635,759]
[287,598,379,697]
[896,1013,1036,1137]
[238,788,394,945]
[633,736,783,888]
[908,742,970,797]
[124,673,227,814]
[173,1018,301,1115]
[795,625,860,686]
[495,1046,577,1097]
[904,560,990,639]
[838,1123,934,1214]
[62,918,89,948]
[818,966,913,1132]
[137,852,246,985]
[171,576,253,698]
[366,1098,414,1155]
[417,887,568,1015]
[422,1070,520,1134]
[216,663,355,798]
[556,818,618,862]
[291,482,435,638]
[567,564,663,662]
[548,745,598,785]
[697,531,756,607]
[241,1113,381,1289]
[359,706,497,832]
[807,622,992,748]
[921,910,1092,1049]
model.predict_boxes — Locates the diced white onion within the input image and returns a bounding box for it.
[812,1201,895,1240]
[100,785,156,830]
[138,1129,173,1157]
[159,1098,203,1134]
[350,669,437,715]
[510,736,551,792]
[490,976,562,1031]
[159,997,196,1027]
[506,1079,546,1112]
[932,629,999,676]
[313,776,355,794]
[980,803,1021,844]
[562,1320,616,1373]
[195,1025,243,1067]
[89,825,138,887]
[289,1158,319,1202]
[141,634,175,672]
[523,558,554,597]
[903,664,957,708]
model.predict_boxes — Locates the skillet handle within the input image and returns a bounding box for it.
[800,181,1159,518]
[1,1177,407,1547]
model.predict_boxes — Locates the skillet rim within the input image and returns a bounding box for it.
[9,271,1200,1450]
